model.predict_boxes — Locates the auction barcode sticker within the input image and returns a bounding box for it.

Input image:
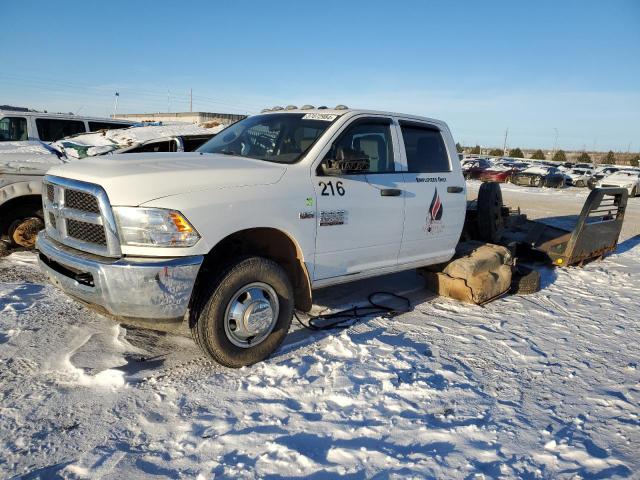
[302,113,338,121]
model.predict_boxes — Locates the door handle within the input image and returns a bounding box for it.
[447,186,464,193]
[380,188,402,197]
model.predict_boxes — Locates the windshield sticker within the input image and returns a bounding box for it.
[302,113,338,121]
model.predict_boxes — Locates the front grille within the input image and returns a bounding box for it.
[602,184,618,188]
[64,189,100,213]
[66,219,107,245]
[42,177,120,257]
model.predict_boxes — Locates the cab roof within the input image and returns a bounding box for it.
[259,107,448,129]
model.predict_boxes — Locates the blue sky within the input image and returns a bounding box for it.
[2,0,639,151]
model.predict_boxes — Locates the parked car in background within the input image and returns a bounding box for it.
[478,162,529,183]
[557,162,574,173]
[564,168,593,187]
[512,165,565,188]
[1,123,223,249]
[462,158,491,179]
[587,166,621,189]
[53,123,223,159]
[0,109,134,143]
[596,170,640,197]
[574,162,594,170]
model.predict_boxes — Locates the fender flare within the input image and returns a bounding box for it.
[0,180,43,208]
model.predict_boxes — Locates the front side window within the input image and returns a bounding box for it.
[36,118,86,142]
[197,113,332,164]
[401,123,451,173]
[127,140,177,153]
[182,136,212,152]
[0,116,28,141]
[325,121,395,173]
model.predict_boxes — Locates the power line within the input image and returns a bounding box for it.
[0,72,266,113]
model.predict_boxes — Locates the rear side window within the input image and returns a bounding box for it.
[0,116,28,141]
[400,124,451,173]
[36,118,86,142]
[88,121,131,132]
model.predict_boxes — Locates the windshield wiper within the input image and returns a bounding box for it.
[219,149,239,156]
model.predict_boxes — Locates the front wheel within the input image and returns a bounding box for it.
[191,257,294,368]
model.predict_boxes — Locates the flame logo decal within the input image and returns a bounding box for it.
[427,188,443,232]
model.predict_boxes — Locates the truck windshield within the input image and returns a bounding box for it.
[197,113,333,164]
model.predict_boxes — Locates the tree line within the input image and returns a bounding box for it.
[456,143,639,167]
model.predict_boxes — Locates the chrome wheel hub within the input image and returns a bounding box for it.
[224,282,279,348]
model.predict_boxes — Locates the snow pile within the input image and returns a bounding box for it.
[0,141,56,155]
[0,192,639,478]
[0,142,63,173]
[54,123,226,159]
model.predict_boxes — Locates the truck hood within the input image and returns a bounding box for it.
[45,152,287,205]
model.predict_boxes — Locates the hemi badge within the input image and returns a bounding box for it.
[299,211,315,220]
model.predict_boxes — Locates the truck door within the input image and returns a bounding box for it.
[312,117,405,281]
[395,120,466,265]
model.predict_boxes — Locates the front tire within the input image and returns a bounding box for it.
[191,257,294,368]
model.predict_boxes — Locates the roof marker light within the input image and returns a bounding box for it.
[335,104,349,110]
[300,104,315,110]
[285,105,298,110]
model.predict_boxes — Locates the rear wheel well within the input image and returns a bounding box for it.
[193,228,312,312]
[0,195,43,237]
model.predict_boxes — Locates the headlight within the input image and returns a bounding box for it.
[624,183,633,188]
[113,207,200,247]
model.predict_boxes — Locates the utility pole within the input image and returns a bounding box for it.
[502,128,509,155]
[113,92,119,118]
[189,88,193,112]
[167,89,171,113]
[552,128,559,157]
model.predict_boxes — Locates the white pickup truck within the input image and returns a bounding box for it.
[36,107,466,367]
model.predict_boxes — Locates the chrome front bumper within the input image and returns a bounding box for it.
[36,231,203,323]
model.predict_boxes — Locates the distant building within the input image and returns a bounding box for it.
[0,105,33,112]
[112,111,246,125]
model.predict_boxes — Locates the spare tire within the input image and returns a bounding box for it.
[510,265,541,294]
[477,182,504,243]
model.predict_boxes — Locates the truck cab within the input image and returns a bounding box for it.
[36,107,466,366]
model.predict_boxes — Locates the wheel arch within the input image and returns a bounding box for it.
[194,227,313,312]
[0,189,44,236]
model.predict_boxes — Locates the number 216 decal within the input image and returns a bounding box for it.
[319,181,345,196]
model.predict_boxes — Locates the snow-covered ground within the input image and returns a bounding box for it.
[1,186,639,479]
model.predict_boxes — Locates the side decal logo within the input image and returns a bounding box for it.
[426,188,444,234]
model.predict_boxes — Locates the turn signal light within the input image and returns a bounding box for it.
[170,212,194,233]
